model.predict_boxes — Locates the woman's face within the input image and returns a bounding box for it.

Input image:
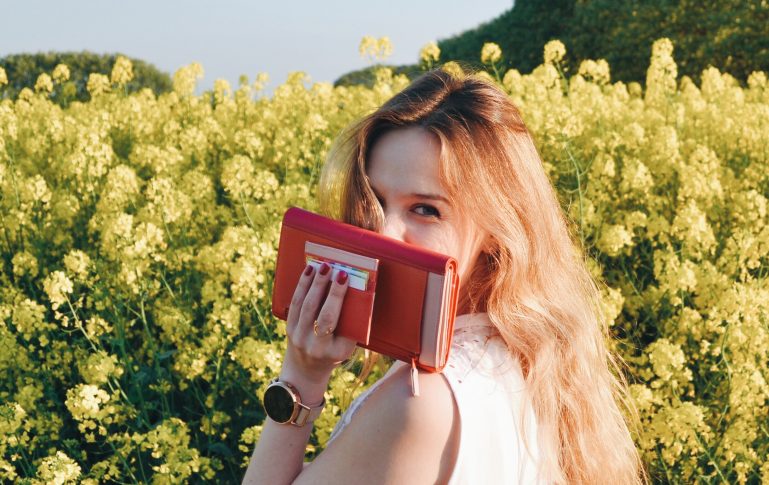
[366,125,488,290]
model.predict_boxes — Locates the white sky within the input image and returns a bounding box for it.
[0,0,512,95]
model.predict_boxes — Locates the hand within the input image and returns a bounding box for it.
[282,262,358,386]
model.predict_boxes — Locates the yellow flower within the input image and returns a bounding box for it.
[0,66,7,86]
[84,316,112,339]
[747,71,767,90]
[670,199,717,258]
[238,425,263,466]
[221,155,279,201]
[11,298,50,341]
[480,42,502,64]
[35,73,53,94]
[35,450,81,484]
[619,158,654,198]
[173,62,205,97]
[213,78,232,104]
[645,401,712,466]
[110,55,134,86]
[253,72,269,92]
[86,73,111,96]
[138,418,210,481]
[63,250,91,281]
[79,351,123,385]
[359,35,377,58]
[52,64,70,83]
[645,38,677,104]
[419,41,440,65]
[600,285,625,325]
[473,70,495,83]
[359,35,393,62]
[12,250,38,278]
[18,87,33,101]
[441,61,464,78]
[543,40,566,64]
[597,223,634,257]
[230,337,282,382]
[377,36,393,60]
[577,59,610,84]
[628,384,656,413]
[502,68,521,92]
[66,384,110,418]
[647,338,692,387]
[42,271,74,311]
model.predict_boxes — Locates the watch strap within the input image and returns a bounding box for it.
[293,398,325,426]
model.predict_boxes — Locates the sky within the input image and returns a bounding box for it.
[0,0,512,95]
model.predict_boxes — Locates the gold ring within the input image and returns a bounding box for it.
[313,322,333,337]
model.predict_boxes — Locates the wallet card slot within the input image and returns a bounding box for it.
[334,286,376,345]
[367,262,426,356]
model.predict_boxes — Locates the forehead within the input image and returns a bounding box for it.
[365,126,444,194]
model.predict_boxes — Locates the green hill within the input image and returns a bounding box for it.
[336,0,769,86]
[0,51,172,106]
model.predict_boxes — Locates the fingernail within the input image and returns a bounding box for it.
[336,270,348,284]
[319,262,331,275]
[304,264,314,276]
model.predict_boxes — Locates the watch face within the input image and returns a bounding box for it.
[264,383,295,423]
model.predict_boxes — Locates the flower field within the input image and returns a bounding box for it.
[0,39,768,483]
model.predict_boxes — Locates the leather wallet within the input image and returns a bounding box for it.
[271,206,460,373]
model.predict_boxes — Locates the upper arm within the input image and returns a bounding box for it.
[294,365,460,485]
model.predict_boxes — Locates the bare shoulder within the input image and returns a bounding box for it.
[294,364,459,485]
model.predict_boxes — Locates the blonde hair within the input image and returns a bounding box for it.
[318,69,644,484]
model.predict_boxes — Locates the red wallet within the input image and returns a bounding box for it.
[271,206,460,374]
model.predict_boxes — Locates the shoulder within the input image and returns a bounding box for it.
[295,364,459,485]
[445,313,521,384]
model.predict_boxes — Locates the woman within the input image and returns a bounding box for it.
[243,69,644,484]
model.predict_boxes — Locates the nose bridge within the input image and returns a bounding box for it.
[381,209,405,242]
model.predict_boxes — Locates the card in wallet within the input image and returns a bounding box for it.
[271,206,461,372]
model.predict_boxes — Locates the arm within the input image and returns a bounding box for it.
[292,364,460,485]
[242,362,330,484]
[243,262,460,484]
[242,262,357,485]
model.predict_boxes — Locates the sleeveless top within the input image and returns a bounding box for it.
[326,315,544,484]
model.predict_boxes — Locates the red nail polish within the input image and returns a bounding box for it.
[336,270,348,284]
[304,264,313,276]
[319,263,331,275]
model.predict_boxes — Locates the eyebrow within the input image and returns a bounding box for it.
[369,184,450,204]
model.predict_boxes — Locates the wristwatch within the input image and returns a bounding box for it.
[263,378,326,426]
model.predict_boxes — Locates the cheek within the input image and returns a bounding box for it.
[413,226,473,265]
[405,219,483,281]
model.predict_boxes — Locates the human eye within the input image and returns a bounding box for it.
[413,204,441,218]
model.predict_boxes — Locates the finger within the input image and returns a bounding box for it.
[295,262,334,341]
[286,263,316,335]
[330,334,359,362]
[312,269,349,339]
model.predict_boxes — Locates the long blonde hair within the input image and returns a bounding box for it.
[318,69,644,484]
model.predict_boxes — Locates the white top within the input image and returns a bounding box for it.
[327,315,543,484]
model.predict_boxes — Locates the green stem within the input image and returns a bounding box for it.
[110,300,152,429]
[97,417,140,484]
[66,294,146,428]
[565,141,587,251]
[693,431,728,483]
[138,296,171,416]
[238,191,256,229]
[158,271,177,302]
[250,298,272,343]
[9,431,34,477]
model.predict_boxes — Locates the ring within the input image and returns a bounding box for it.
[313,321,333,337]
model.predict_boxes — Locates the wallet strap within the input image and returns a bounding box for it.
[410,357,420,397]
